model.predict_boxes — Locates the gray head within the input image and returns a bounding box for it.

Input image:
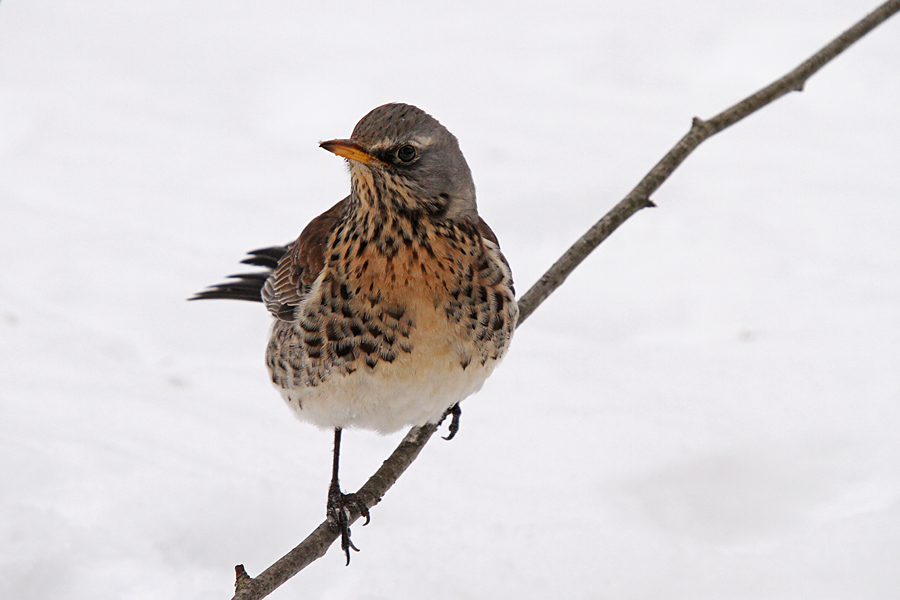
[320,103,477,220]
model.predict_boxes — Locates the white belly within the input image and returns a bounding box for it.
[276,342,497,434]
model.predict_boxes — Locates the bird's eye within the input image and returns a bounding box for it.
[396,144,417,163]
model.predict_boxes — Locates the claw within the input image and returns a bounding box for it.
[441,403,462,440]
[327,487,369,565]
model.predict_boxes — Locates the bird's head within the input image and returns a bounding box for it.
[320,103,477,220]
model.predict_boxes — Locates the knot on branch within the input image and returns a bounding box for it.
[235,564,253,592]
[690,116,712,134]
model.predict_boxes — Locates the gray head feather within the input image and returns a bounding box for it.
[351,103,477,220]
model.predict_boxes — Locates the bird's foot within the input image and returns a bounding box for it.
[440,403,462,440]
[327,484,370,565]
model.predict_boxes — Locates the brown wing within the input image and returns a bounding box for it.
[476,216,499,246]
[475,215,515,296]
[262,198,347,321]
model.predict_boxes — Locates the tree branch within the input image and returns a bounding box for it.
[517,0,900,324]
[230,2,900,597]
[233,424,439,599]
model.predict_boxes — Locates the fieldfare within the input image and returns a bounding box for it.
[193,103,517,563]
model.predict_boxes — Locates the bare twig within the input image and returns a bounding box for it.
[517,0,900,324]
[233,425,439,599]
[230,2,900,597]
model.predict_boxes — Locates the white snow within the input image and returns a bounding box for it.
[2,1,899,598]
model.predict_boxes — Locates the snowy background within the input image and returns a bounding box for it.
[2,1,899,598]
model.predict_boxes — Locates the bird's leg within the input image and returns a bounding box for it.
[326,427,370,565]
[440,403,462,441]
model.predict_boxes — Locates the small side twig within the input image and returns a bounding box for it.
[234,565,252,592]
[229,2,900,598]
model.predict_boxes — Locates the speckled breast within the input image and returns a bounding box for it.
[265,215,517,433]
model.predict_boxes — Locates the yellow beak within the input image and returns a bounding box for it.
[319,139,388,167]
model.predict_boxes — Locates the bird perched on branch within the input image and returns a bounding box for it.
[192,103,517,563]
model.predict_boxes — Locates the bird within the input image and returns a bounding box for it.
[192,103,518,563]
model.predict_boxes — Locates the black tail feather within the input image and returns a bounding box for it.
[240,246,287,269]
[190,245,289,303]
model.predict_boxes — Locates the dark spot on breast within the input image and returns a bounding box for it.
[397,319,412,337]
[334,342,355,359]
[494,291,505,311]
[325,321,343,341]
[410,216,426,239]
[384,305,405,320]
[300,318,319,334]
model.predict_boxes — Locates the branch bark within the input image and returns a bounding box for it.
[517,0,900,324]
[231,2,900,597]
